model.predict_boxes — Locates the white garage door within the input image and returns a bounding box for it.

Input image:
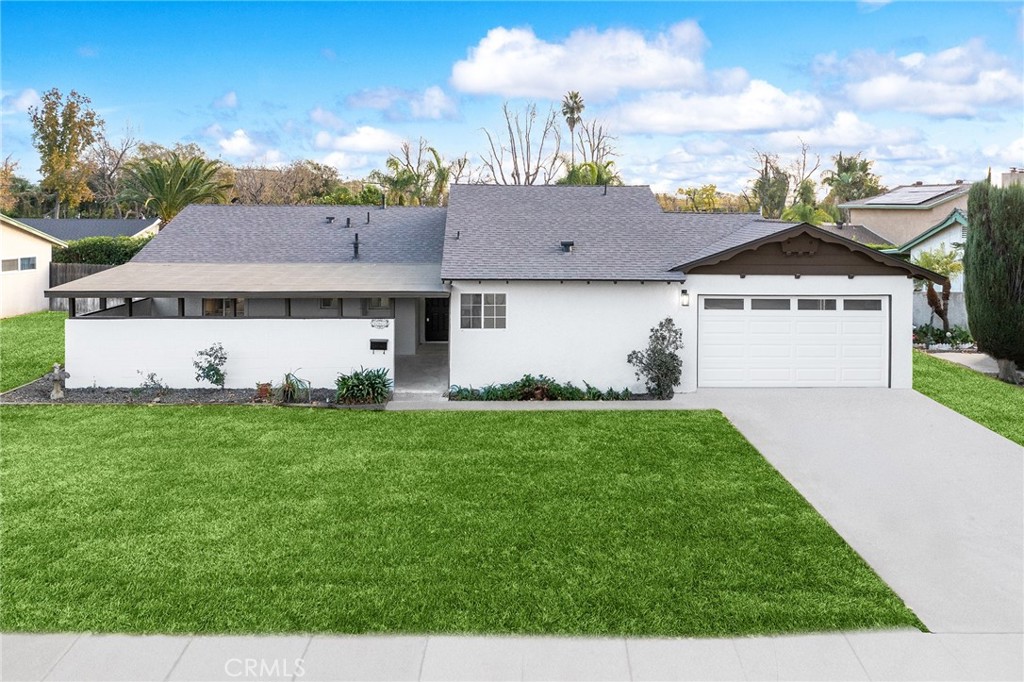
[698,295,889,387]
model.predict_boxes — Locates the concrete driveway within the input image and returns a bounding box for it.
[698,388,1023,635]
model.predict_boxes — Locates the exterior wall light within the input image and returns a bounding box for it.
[680,289,690,306]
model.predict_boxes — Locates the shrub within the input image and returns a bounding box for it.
[627,318,683,399]
[193,343,227,389]
[914,324,974,348]
[447,375,631,401]
[52,235,154,265]
[336,367,392,404]
[275,372,311,404]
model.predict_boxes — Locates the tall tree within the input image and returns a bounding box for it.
[86,127,139,218]
[0,157,18,213]
[126,154,232,225]
[561,91,585,167]
[555,161,621,186]
[481,102,564,185]
[964,181,1024,383]
[780,202,833,225]
[820,152,885,206]
[368,139,464,206]
[749,150,789,219]
[677,184,719,212]
[28,88,104,218]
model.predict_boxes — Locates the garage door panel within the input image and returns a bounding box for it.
[698,295,889,388]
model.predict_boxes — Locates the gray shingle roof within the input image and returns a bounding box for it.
[19,218,159,241]
[133,205,445,264]
[815,222,893,246]
[671,217,800,269]
[441,185,792,280]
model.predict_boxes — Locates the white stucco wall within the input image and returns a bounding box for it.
[449,280,681,393]
[448,275,914,394]
[678,274,915,391]
[65,318,394,389]
[1,223,54,318]
[909,225,966,292]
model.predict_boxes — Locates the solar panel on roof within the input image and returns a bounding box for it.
[862,185,964,206]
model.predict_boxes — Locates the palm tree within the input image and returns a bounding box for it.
[780,202,833,225]
[561,91,585,167]
[127,154,231,225]
[555,161,621,186]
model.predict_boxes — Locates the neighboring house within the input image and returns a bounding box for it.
[47,186,941,393]
[839,182,970,246]
[886,208,968,292]
[814,222,893,247]
[17,217,160,242]
[1,214,66,318]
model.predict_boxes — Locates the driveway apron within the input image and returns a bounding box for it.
[698,387,1023,635]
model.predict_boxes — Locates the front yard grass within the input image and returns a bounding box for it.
[0,406,921,636]
[914,350,1024,447]
[0,311,66,392]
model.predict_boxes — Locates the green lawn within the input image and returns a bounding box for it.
[914,351,1024,447]
[0,311,66,392]
[0,407,921,636]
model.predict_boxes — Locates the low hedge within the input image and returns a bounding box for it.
[448,374,632,401]
[52,235,155,265]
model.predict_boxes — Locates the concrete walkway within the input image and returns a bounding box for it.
[4,389,1022,680]
[3,630,1021,681]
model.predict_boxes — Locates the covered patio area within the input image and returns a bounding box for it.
[394,343,449,399]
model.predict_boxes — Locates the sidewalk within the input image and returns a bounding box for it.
[4,629,1022,681]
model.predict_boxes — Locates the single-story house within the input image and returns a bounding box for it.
[839,182,970,246]
[47,186,942,393]
[1,214,67,318]
[17,217,161,242]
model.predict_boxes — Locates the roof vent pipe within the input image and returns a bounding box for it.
[603,185,607,196]
[366,212,370,224]
[326,216,335,224]
[353,233,359,259]
[382,194,386,209]
[346,217,351,228]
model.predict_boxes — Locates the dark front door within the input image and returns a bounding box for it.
[425,297,449,342]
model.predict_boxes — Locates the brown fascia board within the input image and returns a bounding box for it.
[674,223,948,285]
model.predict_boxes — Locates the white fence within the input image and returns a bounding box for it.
[65,318,394,389]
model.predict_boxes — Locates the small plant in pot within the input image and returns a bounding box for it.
[254,382,273,403]
[336,367,392,405]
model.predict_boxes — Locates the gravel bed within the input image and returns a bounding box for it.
[1,378,336,405]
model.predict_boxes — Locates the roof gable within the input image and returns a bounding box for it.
[1,214,67,246]
[675,223,945,284]
[888,208,968,254]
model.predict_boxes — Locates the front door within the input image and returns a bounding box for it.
[425,297,449,342]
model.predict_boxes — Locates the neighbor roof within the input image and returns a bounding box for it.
[887,208,968,255]
[18,217,159,241]
[814,222,893,246]
[46,262,447,298]
[1,214,67,247]
[839,183,970,210]
[133,204,445,264]
[441,184,785,281]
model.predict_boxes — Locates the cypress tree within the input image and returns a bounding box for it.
[964,181,1024,383]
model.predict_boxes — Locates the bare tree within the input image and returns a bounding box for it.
[481,102,564,185]
[788,139,821,207]
[87,126,139,218]
[232,161,339,205]
[574,119,616,166]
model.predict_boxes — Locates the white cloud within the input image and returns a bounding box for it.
[218,128,260,157]
[314,126,404,153]
[321,151,372,174]
[213,91,238,109]
[450,22,708,100]
[346,85,458,120]
[612,80,825,134]
[309,106,345,130]
[824,39,1023,117]
[763,111,919,149]
[983,136,1024,167]
[1,88,41,115]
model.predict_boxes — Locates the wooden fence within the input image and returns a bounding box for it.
[49,263,117,314]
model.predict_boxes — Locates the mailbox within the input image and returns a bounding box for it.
[370,339,388,352]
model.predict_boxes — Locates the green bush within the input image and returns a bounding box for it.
[336,367,392,404]
[914,324,973,347]
[193,343,227,389]
[627,318,683,399]
[448,375,631,401]
[52,235,154,265]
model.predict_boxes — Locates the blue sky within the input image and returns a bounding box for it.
[2,1,1022,194]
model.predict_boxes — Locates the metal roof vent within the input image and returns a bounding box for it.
[353,233,360,259]
[913,181,923,186]
[560,240,575,253]
[346,217,351,228]
[326,216,335,224]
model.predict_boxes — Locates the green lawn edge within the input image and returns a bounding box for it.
[0,406,922,637]
[0,311,66,392]
[913,350,1024,447]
